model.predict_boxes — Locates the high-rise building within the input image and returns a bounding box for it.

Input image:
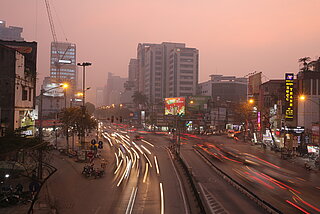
[297,59,320,131]
[50,42,77,91]
[103,72,127,105]
[168,47,198,98]
[0,20,24,41]
[96,87,104,107]
[198,75,247,103]
[137,42,198,103]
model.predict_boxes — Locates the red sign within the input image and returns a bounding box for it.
[87,152,94,159]
[165,97,186,115]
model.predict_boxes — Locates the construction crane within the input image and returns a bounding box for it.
[44,0,72,82]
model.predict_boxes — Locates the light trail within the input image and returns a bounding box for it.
[125,187,138,214]
[141,145,152,155]
[160,182,165,214]
[141,139,154,147]
[143,163,149,183]
[143,153,153,167]
[286,200,310,214]
[117,157,128,187]
[132,142,144,154]
[154,156,160,174]
[115,152,119,166]
[114,159,123,174]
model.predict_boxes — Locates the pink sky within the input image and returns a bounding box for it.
[1,0,320,104]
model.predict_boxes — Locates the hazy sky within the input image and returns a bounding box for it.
[2,0,320,104]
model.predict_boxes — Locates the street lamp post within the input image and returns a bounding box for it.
[77,62,92,145]
[299,95,320,144]
[38,84,66,179]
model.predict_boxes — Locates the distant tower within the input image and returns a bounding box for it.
[50,42,77,91]
[0,20,24,41]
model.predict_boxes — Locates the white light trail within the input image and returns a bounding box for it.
[114,159,123,174]
[143,163,149,183]
[117,157,128,186]
[125,187,138,214]
[154,156,160,175]
[143,153,153,167]
[141,145,152,155]
[160,182,164,214]
[115,152,119,166]
[141,139,154,147]
[132,142,144,154]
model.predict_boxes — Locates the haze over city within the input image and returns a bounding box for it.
[2,0,320,103]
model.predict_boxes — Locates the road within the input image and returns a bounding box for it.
[45,127,187,214]
[180,133,320,214]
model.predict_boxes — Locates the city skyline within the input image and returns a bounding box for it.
[1,0,320,104]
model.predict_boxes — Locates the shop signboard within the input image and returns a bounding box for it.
[164,97,186,115]
[285,73,294,120]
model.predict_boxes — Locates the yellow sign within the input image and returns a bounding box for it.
[285,73,294,120]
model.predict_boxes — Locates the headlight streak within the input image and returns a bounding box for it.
[132,142,144,154]
[114,159,123,174]
[115,152,119,166]
[125,159,132,179]
[141,145,152,155]
[154,156,160,175]
[141,139,154,147]
[143,163,149,183]
[117,157,128,187]
[160,182,164,214]
[143,153,153,167]
[125,187,138,214]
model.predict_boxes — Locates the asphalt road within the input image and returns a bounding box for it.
[45,128,187,214]
[180,133,320,214]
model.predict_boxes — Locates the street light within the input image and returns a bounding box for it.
[38,84,65,179]
[77,62,92,144]
[248,98,254,104]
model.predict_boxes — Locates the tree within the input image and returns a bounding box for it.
[85,102,96,115]
[298,57,311,72]
[59,107,97,140]
[132,91,148,108]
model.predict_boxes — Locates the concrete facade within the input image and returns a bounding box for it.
[0,20,23,41]
[199,75,247,103]
[0,41,37,135]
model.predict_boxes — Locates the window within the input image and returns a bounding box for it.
[156,51,162,55]
[180,87,192,90]
[181,76,193,79]
[180,64,193,68]
[22,87,28,100]
[180,81,193,85]
[180,53,193,57]
[180,70,193,74]
[180,58,193,62]
[28,88,32,101]
[155,61,161,65]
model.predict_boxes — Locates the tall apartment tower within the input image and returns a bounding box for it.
[0,20,24,41]
[50,42,77,91]
[137,42,198,103]
[128,58,138,90]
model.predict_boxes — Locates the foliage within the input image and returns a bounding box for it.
[85,102,96,115]
[298,57,311,72]
[0,127,41,154]
[59,107,97,136]
[132,91,148,107]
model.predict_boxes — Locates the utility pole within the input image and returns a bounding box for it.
[77,62,91,145]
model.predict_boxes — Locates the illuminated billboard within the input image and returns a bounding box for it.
[43,82,64,97]
[285,73,294,120]
[165,97,185,115]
